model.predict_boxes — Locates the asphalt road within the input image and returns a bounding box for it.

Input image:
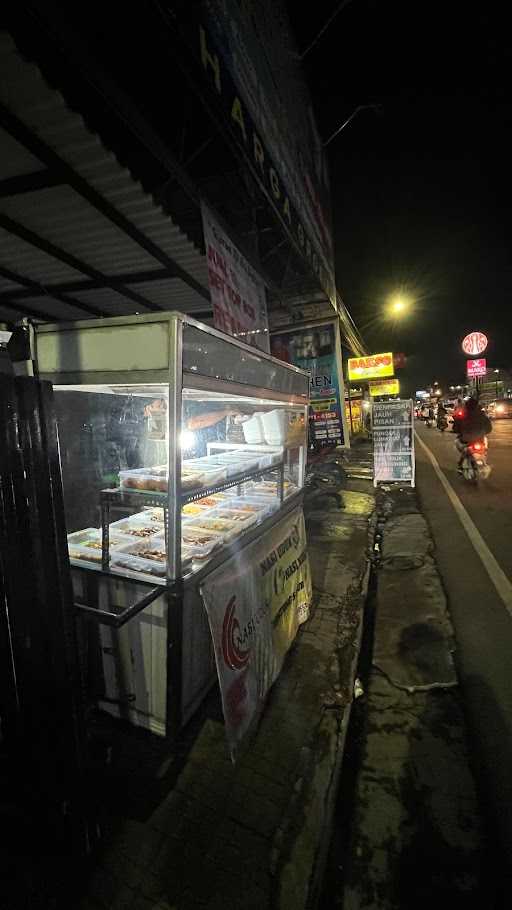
[415,420,512,884]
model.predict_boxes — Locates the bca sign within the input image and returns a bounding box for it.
[462,332,488,356]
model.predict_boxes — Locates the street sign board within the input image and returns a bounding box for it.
[462,332,488,356]
[348,352,394,381]
[372,399,415,487]
[369,378,400,396]
[466,358,487,378]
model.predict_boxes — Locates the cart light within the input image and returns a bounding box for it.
[180,430,197,451]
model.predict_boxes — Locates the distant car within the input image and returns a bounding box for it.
[487,399,512,419]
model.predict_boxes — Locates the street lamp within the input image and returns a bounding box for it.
[387,292,413,319]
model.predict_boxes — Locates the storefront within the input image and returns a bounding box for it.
[33,311,312,753]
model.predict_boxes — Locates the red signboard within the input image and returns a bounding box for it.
[462,332,488,356]
[466,358,487,378]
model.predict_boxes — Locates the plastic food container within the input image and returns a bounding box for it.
[181,525,225,558]
[209,508,258,529]
[242,413,265,444]
[206,454,261,477]
[109,515,165,538]
[119,468,168,493]
[193,493,229,507]
[111,540,168,576]
[221,496,277,518]
[67,528,132,563]
[261,409,288,445]
[182,461,227,487]
[181,500,218,517]
[183,516,239,542]
[247,479,296,499]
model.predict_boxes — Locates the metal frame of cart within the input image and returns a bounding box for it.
[33,312,309,737]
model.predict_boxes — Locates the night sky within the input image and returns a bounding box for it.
[287,0,512,396]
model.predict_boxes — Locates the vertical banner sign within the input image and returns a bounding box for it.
[373,399,415,487]
[201,203,270,352]
[466,358,487,378]
[271,324,344,445]
[200,507,311,756]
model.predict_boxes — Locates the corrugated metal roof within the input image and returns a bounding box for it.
[0,31,211,324]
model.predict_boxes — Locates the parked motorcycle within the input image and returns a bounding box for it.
[457,437,491,484]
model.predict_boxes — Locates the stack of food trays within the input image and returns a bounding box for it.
[68,486,283,579]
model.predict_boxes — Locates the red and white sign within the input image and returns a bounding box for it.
[201,203,269,352]
[200,507,311,757]
[466,358,487,378]
[462,332,488,356]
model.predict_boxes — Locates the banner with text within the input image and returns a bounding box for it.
[271,323,344,446]
[369,378,400,397]
[373,399,415,487]
[202,203,269,352]
[200,507,311,756]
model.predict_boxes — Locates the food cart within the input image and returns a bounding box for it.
[33,312,309,737]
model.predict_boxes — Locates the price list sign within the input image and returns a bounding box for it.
[372,399,415,487]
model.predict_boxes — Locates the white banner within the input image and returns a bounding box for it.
[200,507,311,756]
[201,203,270,352]
[373,399,415,487]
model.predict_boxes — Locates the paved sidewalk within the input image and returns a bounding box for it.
[74,452,374,910]
[326,483,492,910]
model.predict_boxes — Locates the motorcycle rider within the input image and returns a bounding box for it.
[436,401,447,430]
[456,396,492,472]
[451,397,465,435]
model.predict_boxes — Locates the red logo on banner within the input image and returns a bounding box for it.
[462,332,488,356]
[221,596,250,670]
[466,358,487,378]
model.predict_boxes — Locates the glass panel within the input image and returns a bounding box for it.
[55,384,170,578]
[180,388,307,577]
[54,381,306,584]
[183,324,308,400]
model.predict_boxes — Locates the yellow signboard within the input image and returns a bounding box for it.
[369,378,400,397]
[348,352,394,381]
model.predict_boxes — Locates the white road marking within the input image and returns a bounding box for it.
[415,431,512,618]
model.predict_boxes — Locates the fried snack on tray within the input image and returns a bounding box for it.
[181,529,221,547]
[137,548,166,562]
[125,526,157,538]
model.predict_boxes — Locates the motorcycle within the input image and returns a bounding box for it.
[457,436,491,484]
[437,416,448,432]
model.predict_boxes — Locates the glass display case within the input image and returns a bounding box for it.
[34,313,309,734]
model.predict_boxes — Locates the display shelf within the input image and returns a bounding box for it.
[71,487,303,596]
[182,462,284,504]
[97,461,284,575]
